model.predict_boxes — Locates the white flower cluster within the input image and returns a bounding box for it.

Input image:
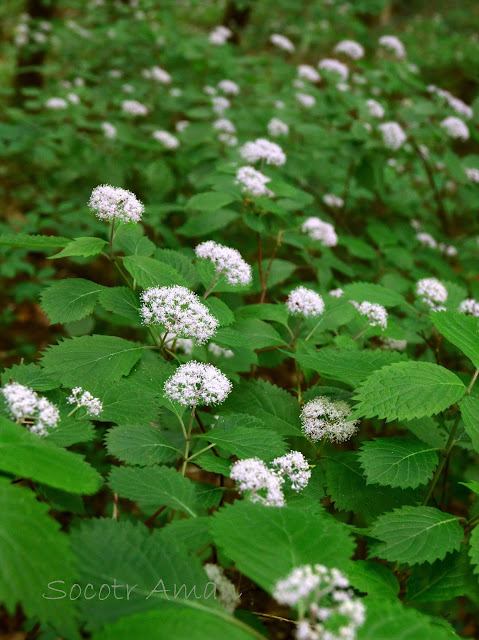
[416,278,448,311]
[379,122,406,150]
[354,301,388,329]
[195,240,252,286]
[329,288,344,298]
[440,116,469,140]
[152,130,180,149]
[230,450,310,507]
[416,232,456,257]
[164,362,232,406]
[268,118,289,137]
[218,79,239,95]
[88,184,144,223]
[429,86,473,119]
[212,96,231,115]
[298,65,320,83]
[176,120,189,133]
[122,100,148,116]
[323,194,344,208]
[459,299,479,317]
[213,118,237,146]
[318,58,349,81]
[1,382,59,436]
[45,97,68,110]
[296,93,316,108]
[378,35,406,59]
[270,33,295,52]
[381,337,407,351]
[286,287,325,317]
[204,564,240,614]
[466,168,479,183]
[334,40,364,60]
[209,25,232,45]
[102,122,117,139]
[208,342,234,359]
[274,564,366,640]
[240,138,286,166]
[142,66,171,83]
[366,98,385,118]
[140,286,218,344]
[235,166,274,197]
[301,397,359,443]
[67,387,103,416]
[302,217,338,247]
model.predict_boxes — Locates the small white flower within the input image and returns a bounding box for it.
[239,138,286,166]
[272,451,311,491]
[334,40,364,60]
[217,79,240,95]
[209,25,232,45]
[122,100,148,116]
[459,299,479,317]
[212,96,230,115]
[164,361,232,406]
[122,84,135,93]
[297,65,320,82]
[318,58,349,81]
[195,240,252,286]
[45,97,68,109]
[230,457,285,506]
[323,193,344,208]
[67,92,80,104]
[301,397,359,443]
[466,168,479,183]
[218,133,237,147]
[286,287,325,317]
[267,118,289,137]
[366,98,385,118]
[109,69,123,78]
[381,337,407,351]
[329,288,344,298]
[295,93,316,108]
[438,242,457,257]
[440,116,469,140]
[213,118,236,134]
[175,120,189,133]
[67,387,103,416]
[416,277,448,310]
[236,166,274,197]
[270,33,295,52]
[378,35,406,59]
[142,66,171,83]
[431,87,473,119]
[379,121,407,149]
[88,184,144,223]
[301,217,338,247]
[416,232,437,249]
[152,130,180,149]
[208,343,234,359]
[1,382,59,436]
[102,122,117,139]
[354,301,388,329]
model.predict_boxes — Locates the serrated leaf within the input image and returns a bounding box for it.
[108,465,198,517]
[49,236,107,259]
[469,526,479,575]
[234,319,284,349]
[343,282,405,307]
[346,560,399,599]
[98,287,141,322]
[106,425,180,465]
[1,362,60,391]
[431,311,479,368]
[0,478,78,637]
[197,414,286,461]
[370,506,463,565]
[205,297,235,326]
[0,233,70,248]
[123,255,188,288]
[154,249,199,287]
[0,417,101,493]
[407,548,473,602]
[40,335,144,387]
[359,437,439,489]
[235,303,289,326]
[41,279,105,324]
[45,415,96,447]
[212,501,354,592]
[221,379,301,436]
[459,394,479,453]
[293,347,406,388]
[353,361,466,422]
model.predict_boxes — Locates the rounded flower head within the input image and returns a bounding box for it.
[209,25,232,45]
[318,58,349,81]
[459,299,479,317]
[366,98,385,118]
[45,97,68,109]
[218,79,240,95]
[1,382,59,436]
[286,287,325,318]
[267,118,289,137]
[88,184,144,223]
[271,451,311,491]
[67,387,103,416]
[121,99,148,116]
[152,130,180,149]
[239,138,286,166]
[329,288,344,298]
[297,65,320,83]
[417,232,437,249]
[195,240,252,286]
[301,396,359,442]
[212,96,230,115]
[236,166,274,197]
[230,457,285,507]
[296,93,316,108]
[440,116,469,140]
[164,361,232,407]
[270,33,295,52]
[466,168,479,183]
[213,118,236,134]
[334,39,364,60]
[302,217,338,247]
[379,122,406,149]
[142,66,171,83]
[416,278,448,311]
[102,122,117,139]
[140,285,218,344]
[378,35,406,59]
[323,193,344,208]
[354,301,388,329]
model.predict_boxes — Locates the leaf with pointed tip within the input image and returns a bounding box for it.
[123,255,188,288]
[106,425,180,465]
[0,233,70,248]
[98,287,141,322]
[431,311,479,368]
[459,394,479,453]
[407,548,473,602]
[41,279,105,324]
[49,236,107,259]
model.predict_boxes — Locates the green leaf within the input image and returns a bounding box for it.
[359,437,439,489]
[234,319,284,349]
[179,210,239,237]
[98,287,141,322]
[0,362,60,391]
[186,191,236,212]
[205,297,235,326]
[211,501,354,592]
[469,525,479,575]
[431,311,479,368]
[235,303,290,326]
[40,335,144,387]
[108,465,198,517]
[123,255,188,288]
[459,394,479,453]
[197,414,286,461]
[0,478,77,637]
[0,417,102,494]
[105,425,180,465]
[293,347,406,389]
[346,560,399,599]
[370,506,463,565]
[343,282,405,307]
[41,279,105,324]
[407,548,473,602]
[0,233,70,248]
[221,379,301,436]
[49,236,107,259]
[155,249,199,288]
[45,416,96,447]
[353,362,466,422]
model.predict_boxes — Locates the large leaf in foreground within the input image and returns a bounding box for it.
[41,278,105,324]
[431,311,479,369]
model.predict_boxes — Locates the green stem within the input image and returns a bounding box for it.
[202,271,221,300]
[66,405,80,418]
[181,405,197,476]
[422,415,460,506]
[352,319,371,342]
[305,317,324,342]
[187,442,216,463]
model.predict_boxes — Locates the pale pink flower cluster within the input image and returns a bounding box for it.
[354,301,388,329]
[218,79,240,95]
[296,93,316,108]
[318,58,349,81]
[440,116,469,140]
[88,184,144,223]
[209,25,232,45]
[268,118,289,137]
[122,100,148,116]
[334,40,364,60]
[142,66,171,84]
[270,33,295,52]
[379,122,406,149]
[235,166,274,197]
[297,65,320,83]
[152,130,180,149]
[366,99,385,118]
[286,287,325,317]
[240,138,286,166]
[416,278,448,311]
[195,240,252,286]
[378,35,406,59]
[301,217,338,247]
